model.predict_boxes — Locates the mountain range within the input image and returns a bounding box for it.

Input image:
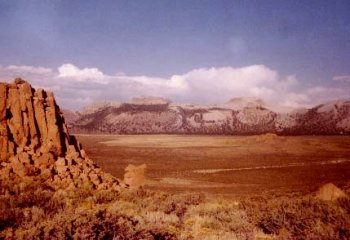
[64,97,350,135]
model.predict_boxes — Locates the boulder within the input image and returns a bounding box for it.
[123,164,147,187]
[56,165,68,175]
[33,153,55,168]
[89,173,102,186]
[316,183,348,201]
[10,156,26,177]
[56,157,67,166]
[18,152,31,164]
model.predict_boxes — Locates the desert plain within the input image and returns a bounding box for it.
[77,134,350,197]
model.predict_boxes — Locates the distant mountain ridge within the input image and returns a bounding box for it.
[63,97,350,135]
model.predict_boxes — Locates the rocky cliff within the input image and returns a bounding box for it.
[0,79,122,191]
[68,98,350,135]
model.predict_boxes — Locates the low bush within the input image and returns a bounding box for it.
[241,194,350,239]
[0,180,349,239]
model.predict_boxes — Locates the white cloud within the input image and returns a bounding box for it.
[333,75,350,82]
[118,75,166,86]
[174,65,299,106]
[0,63,349,111]
[58,64,108,84]
[168,75,188,89]
[184,65,278,92]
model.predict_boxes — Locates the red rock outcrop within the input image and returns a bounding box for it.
[0,79,122,191]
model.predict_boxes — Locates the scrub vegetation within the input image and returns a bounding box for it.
[1,179,349,239]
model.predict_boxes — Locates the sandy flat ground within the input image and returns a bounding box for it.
[76,134,350,197]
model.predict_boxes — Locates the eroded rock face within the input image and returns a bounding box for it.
[0,79,122,191]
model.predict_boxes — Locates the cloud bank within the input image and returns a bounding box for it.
[0,63,349,111]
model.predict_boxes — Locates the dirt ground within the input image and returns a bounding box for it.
[76,134,350,197]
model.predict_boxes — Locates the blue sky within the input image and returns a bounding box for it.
[0,0,350,110]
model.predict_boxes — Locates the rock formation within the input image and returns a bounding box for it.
[0,79,122,191]
[68,98,350,135]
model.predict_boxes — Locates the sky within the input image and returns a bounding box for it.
[0,0,350,111]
